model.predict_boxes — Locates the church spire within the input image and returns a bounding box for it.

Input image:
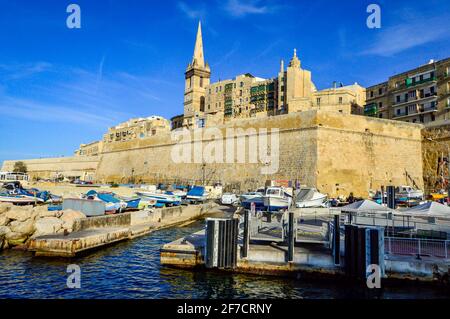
[192,21,205,67]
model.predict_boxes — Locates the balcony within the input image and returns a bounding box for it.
[405,76,437,88]
[363,103,378,116]
[392,92,437,106]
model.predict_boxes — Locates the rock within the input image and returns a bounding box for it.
[0,214,9,226]
[34,217,63,236]
[60,209,86,230]
[5,231,28,246]
[0,202,13,214]
[9,219,35,236]
[0,225,11,238]
[6,206,34,222]
[35,207,58,218]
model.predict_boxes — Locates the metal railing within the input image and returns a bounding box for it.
[385,237,450,259]
[246,210,330,244]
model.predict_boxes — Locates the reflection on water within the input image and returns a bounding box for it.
[0,220,448,299]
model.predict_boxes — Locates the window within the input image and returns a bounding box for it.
[200,96,205,112]
[396,95,401,103]
[240,82,244,87]
[338,97,343,104]
[396,109,401,115]
[200,76,203,88]
[239,90,242,96]
[370,91,374,98]
[379,102,383,108]
[430,86,435,94]
[378,88,383,95]
[215,87,218,93]
[317,98,321,106]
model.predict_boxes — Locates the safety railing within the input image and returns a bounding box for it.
[385,237,450,259]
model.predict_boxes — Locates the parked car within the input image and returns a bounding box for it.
[221,193,239,205]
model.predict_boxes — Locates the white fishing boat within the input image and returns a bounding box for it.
[395,186,424,200]
[240,191,264,202]
[263,186,292,211]
[0,194,42,205]
[295,187,327,208]
[135,191,181,205]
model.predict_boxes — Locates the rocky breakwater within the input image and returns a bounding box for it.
[0,203,85,250]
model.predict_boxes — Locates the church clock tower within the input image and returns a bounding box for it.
[183,21,211,128]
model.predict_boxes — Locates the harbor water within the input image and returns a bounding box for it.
[0,220,448,299]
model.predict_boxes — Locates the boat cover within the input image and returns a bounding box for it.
[97,192,121,203]
[187,186,205,197]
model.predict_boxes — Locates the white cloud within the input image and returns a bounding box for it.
[0,62,52,80]
[224,0,269,17]
[177,2,205,19]
[361,14,450,56]
[0,63,171,127]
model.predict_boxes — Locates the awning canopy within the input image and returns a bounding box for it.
[398,201,450,218]
[333,199,392,213]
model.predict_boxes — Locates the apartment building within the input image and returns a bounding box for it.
[365,58,450,123]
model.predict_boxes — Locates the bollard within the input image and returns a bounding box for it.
[242,210,250,258]
[287,212,295,262]
[333,214,340,265]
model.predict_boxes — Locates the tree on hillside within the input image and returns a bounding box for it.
[13,161,27,173]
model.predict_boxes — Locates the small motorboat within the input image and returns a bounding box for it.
[263,186,292,211]
[295,188,327,208]
[0,193,43,205]
[395,186,424,200]
[135,191,181,206]
[185,186,207,203]
[240,191,264,202]
[84,190,127,214]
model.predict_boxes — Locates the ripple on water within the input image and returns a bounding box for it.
[0,220,448,299]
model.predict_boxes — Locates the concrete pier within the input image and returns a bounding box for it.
[28,202,220,257]
[160,211,450,285]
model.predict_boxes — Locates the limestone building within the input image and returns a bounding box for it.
[74,140,103,157]
[177,22,366,129]
[364,57,450,123]
[103,116,170,144]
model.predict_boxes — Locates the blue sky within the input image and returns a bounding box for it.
[0,0,449,164]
